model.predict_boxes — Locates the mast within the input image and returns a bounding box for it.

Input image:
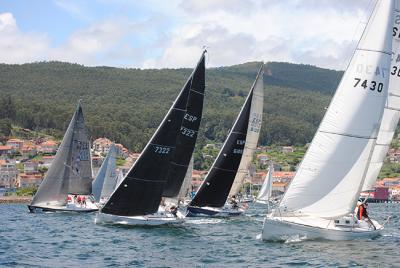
[190,65,264,208]
[101,51,206,216]
[276,0,394,218]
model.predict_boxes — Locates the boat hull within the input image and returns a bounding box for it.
[28,195,99,213]
[28,204,98,213]
[95,211,184,226]
[186,206,244,217]
[262,216,382,241]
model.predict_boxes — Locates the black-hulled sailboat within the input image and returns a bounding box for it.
[28,101,98,212]
[92,143,120,206]
[187,64,264,217]
[95,51,206,225]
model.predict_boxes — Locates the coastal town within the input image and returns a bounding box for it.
[1,132,400,203]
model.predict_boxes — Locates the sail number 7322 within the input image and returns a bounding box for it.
[154,146,170,154]
[353,78,383,92]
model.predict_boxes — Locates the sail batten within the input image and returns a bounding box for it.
[277,0,394,218]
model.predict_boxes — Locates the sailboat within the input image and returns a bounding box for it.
[187,64,264,217]
[92,143,119,205]
[28,100,98,212]
[262,0,394,241]
[95,51,206,225]
[361,2,400,194]
[256,162,273,205]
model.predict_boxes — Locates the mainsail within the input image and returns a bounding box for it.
[92,143,118,202]
[276,0,394,218]
[362,3,400,191]
[229,65,264,197]
[190,65,264,208]
[162,52,206,197]
[31,101,93,207]
[257,162,273,203]
[101,51,206,216]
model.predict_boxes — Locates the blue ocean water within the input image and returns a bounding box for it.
[1,203,400,267]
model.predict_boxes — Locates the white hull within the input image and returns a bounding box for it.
[95,209,185,226]
[28,195,99,213]
[262,215,382,241]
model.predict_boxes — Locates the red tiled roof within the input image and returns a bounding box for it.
[0,145,12,150]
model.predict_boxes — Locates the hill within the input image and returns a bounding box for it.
[0,61,342,151]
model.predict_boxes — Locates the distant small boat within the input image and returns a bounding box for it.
[92,143,119,206]
[28,100,98,213]
[96,51,206,226]
[255,162,273,206]
[262,0,394,241]
[187,64,264,217]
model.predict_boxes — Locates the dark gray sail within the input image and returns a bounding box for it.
[92,143,118,202]
[162,54,205,197]
[30,101,92,207]
[190,66,263,208]
[101,51,206,216]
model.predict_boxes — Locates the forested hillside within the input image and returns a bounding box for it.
[0,61,341,151]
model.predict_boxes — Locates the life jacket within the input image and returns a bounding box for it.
[358,205,364,220]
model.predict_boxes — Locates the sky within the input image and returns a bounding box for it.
[0,0,374,70]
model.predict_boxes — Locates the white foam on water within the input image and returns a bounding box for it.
[185,218,223,225]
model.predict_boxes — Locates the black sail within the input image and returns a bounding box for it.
[162,54,205,197]
[101,51,206,216]
[189,86,254,208]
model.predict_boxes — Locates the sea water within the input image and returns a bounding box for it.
[1,203,400,267]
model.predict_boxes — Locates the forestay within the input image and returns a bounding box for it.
[362,2,400,191]
[101,51,206,216]
[229,66,264,197]
[92,143,118,202]
[31,101,92,207]
[277,1,394,218]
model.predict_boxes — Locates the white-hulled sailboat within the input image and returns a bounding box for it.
[28,101,98,213]
[256,162,273,206]
[92,143,119,206]
[95,51,206,226]
[262,0,394,241]
[187,64,264,217]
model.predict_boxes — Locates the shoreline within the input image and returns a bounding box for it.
[0,196,32,204]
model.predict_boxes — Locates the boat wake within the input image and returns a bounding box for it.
[283,234,308,244]
[185,218,224,225]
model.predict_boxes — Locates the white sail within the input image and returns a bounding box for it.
[276,0,394,218]
[229,66,264,197]
[92,144,118,202]
[362,3,400,191]
[256,163,273,203]
[177,156,193,201]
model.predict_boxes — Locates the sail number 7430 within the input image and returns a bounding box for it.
[353,78,383,92]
